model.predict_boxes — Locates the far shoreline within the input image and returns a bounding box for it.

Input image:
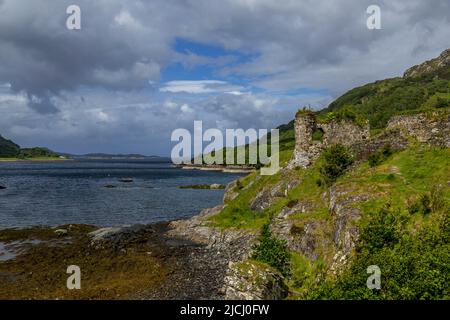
[176,163,256,174]
[0,157,73,162]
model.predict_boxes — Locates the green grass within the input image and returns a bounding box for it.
[213,142,449,298]
[210,149,293,230]
[286,146,449,299]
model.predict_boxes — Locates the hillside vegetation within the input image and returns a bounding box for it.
[0,135,20,158]
[0,135,60,160]
[210,49,450,300]
[205,50,450,165]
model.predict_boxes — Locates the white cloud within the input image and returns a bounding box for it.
[160,80,244,94]
[0,0,449,154]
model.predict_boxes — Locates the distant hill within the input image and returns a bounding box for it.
[0,135,61,159]
[270,48,450,151]
[64,153,166,160]
[197,48,450,166]
[0,135,20,157]
[318,48,450,129]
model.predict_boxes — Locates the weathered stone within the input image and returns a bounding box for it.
[88,225,150,248]
[387,112,450,148]
[328,185,366,273]
[223,260,288,300]
[404,48,450,78]
[288,113,369,169]
[54,229,68,236]
[210,183,225,189]
[250,188,275,213]
[168,204,256,261]
[223,180,239,203]
[288,109,448,170]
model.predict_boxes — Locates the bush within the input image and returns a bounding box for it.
[368,145,393,167]
[435,97,450,108]
[430,184,447,213]
[408,193,439,215]
[359,204,402,252]
[235,179,244,191]
[321,105,368,127]
[319,144,354,185]
[308,205,450,299]
[252,224,291,277]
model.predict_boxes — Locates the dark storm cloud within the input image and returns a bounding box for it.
[0,0,449,154]
[0,0,167,113]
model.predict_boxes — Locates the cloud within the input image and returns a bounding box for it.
[0,0,449,154]
[160,80,243,94]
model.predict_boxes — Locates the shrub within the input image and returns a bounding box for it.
[252,224,291,277]
[408,194,433,215]
[420,194,432,215]
[319,144,354,185]
[307,205,450,300]
[430,184,447,213]
[322,105,368,127]
[435,97,450,108]
[359,204,401,252]
[368,145,393,167]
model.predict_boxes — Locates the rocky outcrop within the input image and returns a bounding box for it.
[168,205,256,261]
[88,225,150,249]
[223,180,239,203]
[250,187,277,213]
[54,229,68,236]
[404,49,450,78]
[270,200,331,261]
[328,184,373,273]
[250,176,301,213]
[223,260,288,300]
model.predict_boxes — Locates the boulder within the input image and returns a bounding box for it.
[54,229,68,236]
[223,260,288,300]
[89,227,123,243]
[223,180,239,203]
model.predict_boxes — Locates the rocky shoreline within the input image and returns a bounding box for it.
[0,182,263,300]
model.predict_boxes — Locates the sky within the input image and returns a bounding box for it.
[0,0,449,156]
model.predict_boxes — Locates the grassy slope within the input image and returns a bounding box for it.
[212,142,449,299]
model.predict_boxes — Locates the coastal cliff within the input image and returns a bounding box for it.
[1,50,449,300]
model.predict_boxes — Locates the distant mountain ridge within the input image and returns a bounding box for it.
[64,153,165,159]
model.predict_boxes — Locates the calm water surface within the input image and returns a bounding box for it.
[0,159,243,228]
